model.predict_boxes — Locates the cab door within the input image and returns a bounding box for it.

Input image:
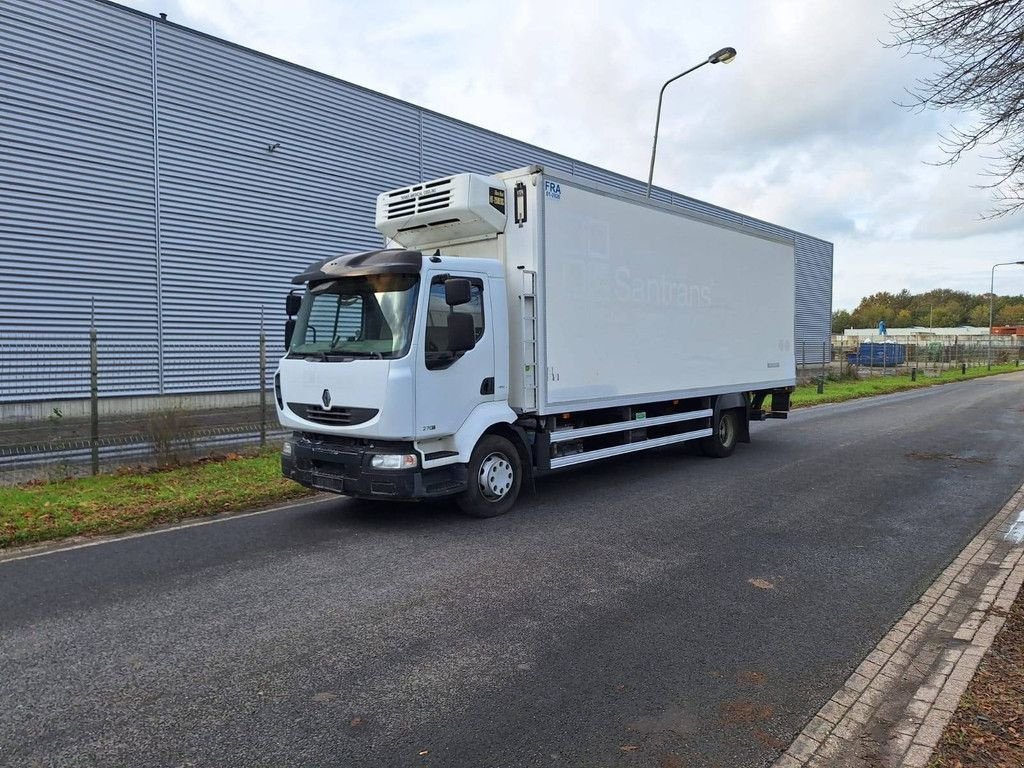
[415,272,495,439]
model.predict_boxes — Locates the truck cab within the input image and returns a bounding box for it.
[277,247,521,515]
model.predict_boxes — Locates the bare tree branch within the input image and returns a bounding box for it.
[887,0,1024,216]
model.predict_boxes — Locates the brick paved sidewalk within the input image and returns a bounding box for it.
[773,482,1024,768]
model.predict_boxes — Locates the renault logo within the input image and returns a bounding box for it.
[321,389,332,409]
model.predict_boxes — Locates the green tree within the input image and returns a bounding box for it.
[894,289,914,313]
[968,304,991,327]
[997,303,1024,325]
[846,288,1024,329]
[831,309,853,334]
[931,301,965,327]
[850,291,899,328]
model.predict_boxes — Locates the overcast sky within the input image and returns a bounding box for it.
[118,0,1024,310]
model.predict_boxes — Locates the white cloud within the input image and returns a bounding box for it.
[117,0,1024,309]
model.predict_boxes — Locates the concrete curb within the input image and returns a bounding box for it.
[773,482,1024,768]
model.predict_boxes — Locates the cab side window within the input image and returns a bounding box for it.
[425,279,484,370]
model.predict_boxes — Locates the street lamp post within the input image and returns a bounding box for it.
[987,260,1024,369]
[645,46,737,199]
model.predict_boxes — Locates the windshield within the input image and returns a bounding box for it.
[289,274,419,359]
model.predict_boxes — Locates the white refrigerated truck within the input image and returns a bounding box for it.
[276,165,796,516]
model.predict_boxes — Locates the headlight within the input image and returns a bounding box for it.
[370,453,418,470]
[282,441,293,457]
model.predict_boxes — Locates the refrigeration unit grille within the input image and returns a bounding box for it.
[385,179,454,220]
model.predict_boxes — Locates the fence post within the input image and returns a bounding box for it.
[89,323,99,476]
[259,317,267,449]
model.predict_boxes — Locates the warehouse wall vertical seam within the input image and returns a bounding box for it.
[149,18,164,393]
[417,109,424,182]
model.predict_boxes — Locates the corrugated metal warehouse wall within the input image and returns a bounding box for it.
[153,22,423,392]
[0,0,833,402]
[0,0,161,397]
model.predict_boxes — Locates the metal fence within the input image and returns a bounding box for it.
[0,330,281,483]
[3,330,1021,483]
[796,335,1024,384]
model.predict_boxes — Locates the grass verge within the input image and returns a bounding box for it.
[791,363,1023,408]
[0,452,314,549]
[929,583,1024,767]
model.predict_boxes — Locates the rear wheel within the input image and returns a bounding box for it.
[700,408,739,458]
[456,435,522,517]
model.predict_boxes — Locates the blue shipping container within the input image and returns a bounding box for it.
[846,342,907,367]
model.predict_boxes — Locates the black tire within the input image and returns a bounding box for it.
[456,435,523,518]
[700,408,739,458]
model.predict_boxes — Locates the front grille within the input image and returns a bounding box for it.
[288,403,378,426]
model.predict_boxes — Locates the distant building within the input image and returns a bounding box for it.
[839,327,997,340]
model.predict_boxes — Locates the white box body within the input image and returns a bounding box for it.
[380,166,797,416]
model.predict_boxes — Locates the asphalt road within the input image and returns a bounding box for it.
[2,373,1023,768]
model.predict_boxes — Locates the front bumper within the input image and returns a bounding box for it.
[282,434,467,500]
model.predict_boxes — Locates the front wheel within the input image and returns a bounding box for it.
[700,408,739,458]
[456,435,523,518]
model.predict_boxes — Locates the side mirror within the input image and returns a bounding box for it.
[444,278,472,307]
[284,318,296,349]
[446,312,476,353]
[285,292,302,317]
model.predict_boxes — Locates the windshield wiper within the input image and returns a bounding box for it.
[331,349,385,360]
[288,349,386,361]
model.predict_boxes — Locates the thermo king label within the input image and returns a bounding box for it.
[488,187,506,213]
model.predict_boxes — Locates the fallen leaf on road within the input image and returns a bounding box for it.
[748,578,775,590]
[311,692,336,703]
[737,670,766,686]
[620,745,639,752]
[720,699,774,726]
[753,728,787,749]
[350,717,364,727]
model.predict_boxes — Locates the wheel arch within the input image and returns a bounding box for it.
[427,401,517,465]
[713,392,751,443]
[483,422,534,483]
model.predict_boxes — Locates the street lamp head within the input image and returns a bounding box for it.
[708,47,737,64]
